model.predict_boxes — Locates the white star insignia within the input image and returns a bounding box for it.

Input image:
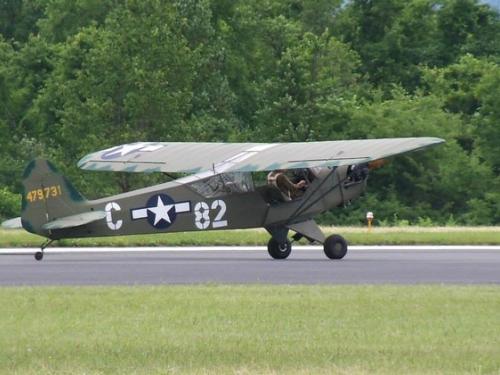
[116,143,148,157]
[103,143,164,160]
[148,196,174,226]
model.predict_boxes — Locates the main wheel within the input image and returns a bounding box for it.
[267,238,292,259]
[34,251,44,261]
[323,234,348,259]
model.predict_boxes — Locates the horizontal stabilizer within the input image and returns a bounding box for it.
[1,217,23,229]
[42,211,106,230]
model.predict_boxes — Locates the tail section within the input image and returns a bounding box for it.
[21,159,87,237]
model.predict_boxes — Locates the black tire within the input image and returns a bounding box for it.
[323,234,348,259]
[34,251,44,261]
[267,238,292,259]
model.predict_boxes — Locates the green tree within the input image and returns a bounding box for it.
[252,31,362,141]
[24,0,240,196]
[0,0,499,224]
[334,90,496,224]
[0,187,21,220]
[422,55,500,171]
[333,0,500,90]
[36,0,121,42]
[0,35,53,192]
[0,0,43,42]
[436,0,500,65]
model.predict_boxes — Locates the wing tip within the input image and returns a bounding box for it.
[424,137,446,147]
[429,137,446,144]
[409,137,445,153]
[77,153,96,170]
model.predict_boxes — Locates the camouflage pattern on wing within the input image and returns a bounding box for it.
[78,138,444,174]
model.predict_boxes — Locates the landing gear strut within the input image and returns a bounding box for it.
[323,234,348,259]
[35,239,54,261]
[267,238,292,259]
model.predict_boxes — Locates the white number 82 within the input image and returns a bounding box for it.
[194,200,228,230]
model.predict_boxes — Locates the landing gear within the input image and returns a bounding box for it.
[267,238,292,259]
[34,239,54,261]
[323,234,348,260]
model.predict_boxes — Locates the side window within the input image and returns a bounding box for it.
[189,173,254,198]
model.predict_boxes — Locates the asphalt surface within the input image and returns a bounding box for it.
[1,246,500,285]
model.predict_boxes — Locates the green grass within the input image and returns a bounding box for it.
[0,286,499,374]
[1,227,500,247]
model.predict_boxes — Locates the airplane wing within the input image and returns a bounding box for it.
[78,137,444,174]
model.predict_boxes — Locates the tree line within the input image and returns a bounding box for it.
[1,0,499,225]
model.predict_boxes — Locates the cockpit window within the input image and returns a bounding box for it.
[189,172,254,198]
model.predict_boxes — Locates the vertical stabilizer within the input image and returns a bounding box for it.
[21,159,86,237]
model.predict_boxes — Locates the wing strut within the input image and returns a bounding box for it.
[287,167,339,221]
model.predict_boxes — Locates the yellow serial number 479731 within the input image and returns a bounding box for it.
[26,185,62,203]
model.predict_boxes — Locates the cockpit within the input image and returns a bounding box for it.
[186,169,315,202]
[258,167,332,204]
[185,164,368,202]
[188,172,254,198]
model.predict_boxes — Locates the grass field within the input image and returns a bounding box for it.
[0,286,499,374]
[1,227,500,248]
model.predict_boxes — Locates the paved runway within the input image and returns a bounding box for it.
[1,246,500,285]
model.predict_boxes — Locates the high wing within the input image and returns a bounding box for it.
[78,137,444,174]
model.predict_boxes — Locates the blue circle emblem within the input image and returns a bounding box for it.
[146,194,177,229]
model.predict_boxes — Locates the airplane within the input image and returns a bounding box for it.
[1,137,444,261]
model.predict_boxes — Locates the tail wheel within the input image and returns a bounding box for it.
[323,234,348,259]
[267,238,292,259]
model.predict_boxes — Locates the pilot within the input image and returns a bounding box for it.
[267,169,307,200]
